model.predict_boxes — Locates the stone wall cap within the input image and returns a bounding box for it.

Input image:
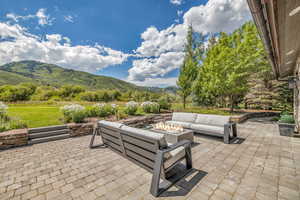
[0,129,28,137]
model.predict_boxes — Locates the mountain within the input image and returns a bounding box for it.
[0,60,142,91]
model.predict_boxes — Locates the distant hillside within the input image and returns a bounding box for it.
[0,60,142,91]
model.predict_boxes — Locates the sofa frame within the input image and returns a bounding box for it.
[166,113,238,144]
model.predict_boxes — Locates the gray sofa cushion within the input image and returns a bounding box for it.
[99,120,123,129]
[172,112,198,123]
[165,121,192,129]
[194,114,230,127]
[190,124,224,135]
[121,125,168,149]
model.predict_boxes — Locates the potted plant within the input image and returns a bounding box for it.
[278,112,295,137]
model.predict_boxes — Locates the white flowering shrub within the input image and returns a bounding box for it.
[141,101,160,113]
[0,102,8,118]
[60,104,86,123]
[87,103,118,118]
[124,101,138,115]
[0,102,27,132]
[110,104,118,114]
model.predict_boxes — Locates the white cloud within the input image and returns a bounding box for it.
[64,15,74,23]
[128,51,184,81]
[129,77,178,87]
[128,0,251,85]
[6,13,35,22]
[170,0,183,6]
[177,10,183,16]
[36,8,54,26]
[6,8,55,26]
[135,24,187,57]
[0,22,129,73]
[183,0,251,34]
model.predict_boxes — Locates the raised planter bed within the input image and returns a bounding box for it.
[278,123,295,137]
[0,129,28,149]
[67,123,94,137]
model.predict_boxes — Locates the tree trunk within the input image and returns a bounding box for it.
[183,96,186,109]
[230,96,234,113]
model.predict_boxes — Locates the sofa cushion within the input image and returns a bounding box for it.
[121,126,168,149]
[172,112,198,123]
[99,120,123,129]
[165,121,192,129]
[164,145,185,169]
[195,114,230,127]
[190,124,224,135]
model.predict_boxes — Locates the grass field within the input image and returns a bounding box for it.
[8,104,63,128]
[6,102,233,128]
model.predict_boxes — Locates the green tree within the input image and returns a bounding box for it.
[193,22,266,112]
[177,25,199,108]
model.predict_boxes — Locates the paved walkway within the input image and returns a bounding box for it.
[0,120,300,200]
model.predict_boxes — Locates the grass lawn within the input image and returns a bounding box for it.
[8,104,63,128]
[6,101,234,128]
[171,103,232,115]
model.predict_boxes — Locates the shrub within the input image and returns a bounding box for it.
[60,104,86,123]
[158,96,172,110]
[88,103,118,118]
[279,114,295,124]
[124,101,138,115]
[141,101,160,113]
[0,117,28,132]
[0,101,8,119]
[79,92,99,102]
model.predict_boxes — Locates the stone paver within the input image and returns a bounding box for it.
[0,120,300,199]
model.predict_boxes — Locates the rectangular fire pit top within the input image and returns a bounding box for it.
[150,123,194,143]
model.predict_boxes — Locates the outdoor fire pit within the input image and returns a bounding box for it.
[150,122,194,143]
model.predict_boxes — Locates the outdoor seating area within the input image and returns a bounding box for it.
[1,118,299,199]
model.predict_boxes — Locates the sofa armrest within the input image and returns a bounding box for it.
[160,140,191,154]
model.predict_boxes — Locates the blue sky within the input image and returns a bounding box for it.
[0,0,252,87]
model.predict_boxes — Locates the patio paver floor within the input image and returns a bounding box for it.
[0,119,300,200]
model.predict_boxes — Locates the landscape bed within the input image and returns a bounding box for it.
[6,102,234,128]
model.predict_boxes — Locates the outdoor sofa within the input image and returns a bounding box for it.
[89,120,193,197]
[165,112,237,144]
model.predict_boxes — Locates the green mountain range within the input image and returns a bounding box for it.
[0,60,142,91]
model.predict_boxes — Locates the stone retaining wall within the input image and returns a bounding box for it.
[118,114,172,128]
[67,123,94,137]
[0,129,28,149]
[230,111,280,123]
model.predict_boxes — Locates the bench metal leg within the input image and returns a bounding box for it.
[232,123,237,138]
[185,143,192,169]
[89,127,105,148]
[150,144,193,197]
[150,151,164,197]
[224,124,230,144]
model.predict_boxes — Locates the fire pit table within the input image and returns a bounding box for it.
[150,123,194,144]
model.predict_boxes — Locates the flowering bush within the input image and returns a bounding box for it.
[124,101,138,115]
[60,104,86,123]
[88,103,118,117]
[141,101,160,113]
[110,104,118,115]
[0,102,8,119]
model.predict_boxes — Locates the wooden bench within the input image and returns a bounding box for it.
[89,120,193,197]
